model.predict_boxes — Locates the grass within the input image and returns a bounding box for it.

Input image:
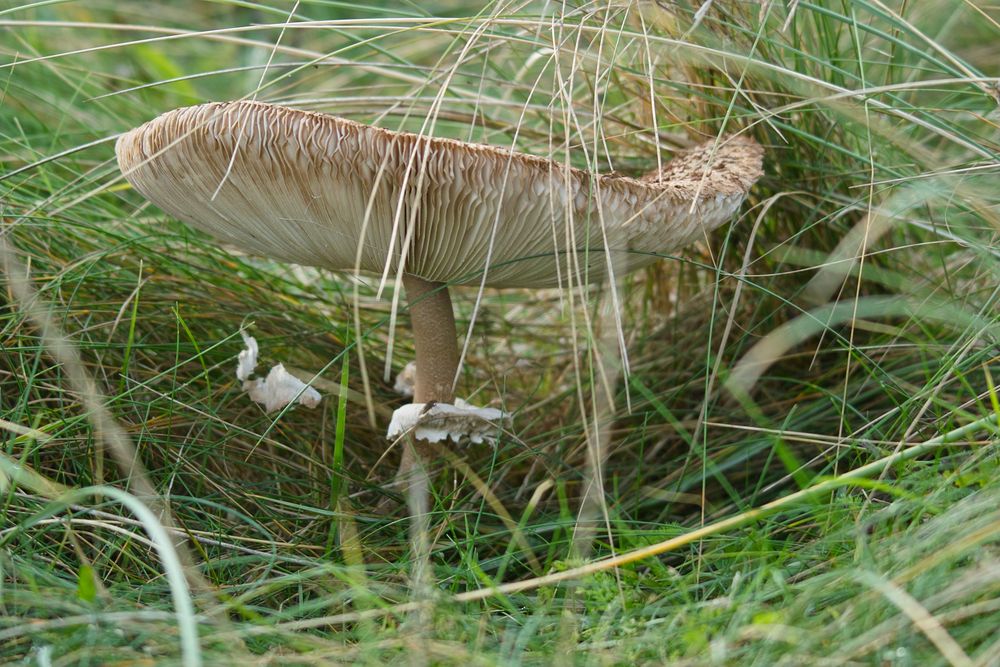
[1,0,999,664]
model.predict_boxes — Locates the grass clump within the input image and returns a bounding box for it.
[1,0,999,664]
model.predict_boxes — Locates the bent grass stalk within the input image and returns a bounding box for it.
[0,466,201,667]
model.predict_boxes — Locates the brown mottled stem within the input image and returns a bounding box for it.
[402,273,458,405]
[391,274,458,504]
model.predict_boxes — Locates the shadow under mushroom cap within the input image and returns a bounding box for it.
[116,101,763,288]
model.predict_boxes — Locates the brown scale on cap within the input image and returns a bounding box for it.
[117,100,763,417]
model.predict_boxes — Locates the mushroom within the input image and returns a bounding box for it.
[116,101,763,443]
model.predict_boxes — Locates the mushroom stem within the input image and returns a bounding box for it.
[402,273,459,404]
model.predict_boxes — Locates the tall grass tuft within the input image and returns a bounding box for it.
[1,1,998,664]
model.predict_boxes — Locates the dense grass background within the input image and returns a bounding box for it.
[2,0,999,664]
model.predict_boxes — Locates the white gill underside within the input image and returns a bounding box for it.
[117,103,746,288]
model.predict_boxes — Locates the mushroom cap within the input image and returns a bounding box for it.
[116,101,763,288]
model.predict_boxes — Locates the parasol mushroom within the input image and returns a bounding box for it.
[116,100,763,443]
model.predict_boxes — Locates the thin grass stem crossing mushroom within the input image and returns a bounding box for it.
[116,101,763,444]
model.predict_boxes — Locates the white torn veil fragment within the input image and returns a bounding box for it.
[393,361,417,398]
[386,399,509,445]
[237,333,321,413]
[236,332,258,382]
